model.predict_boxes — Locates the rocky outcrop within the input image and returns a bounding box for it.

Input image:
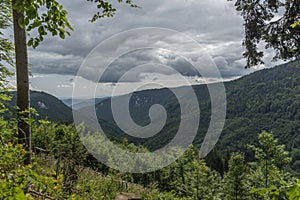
[114,192,141,200]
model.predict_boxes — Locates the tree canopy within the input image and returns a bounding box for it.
[229,0,300,67]
[0,0,14,85]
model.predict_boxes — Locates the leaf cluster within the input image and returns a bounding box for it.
[228,0,300,67]
[12,0,73,48]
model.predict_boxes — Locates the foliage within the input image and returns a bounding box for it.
[247,131,297,199]
[32,121,88,194]
[0,0,14,112]
[142,189,182,200]
[0,162,66,199]
[73,167,143,200]
[88,60,300,173]
[0,0,14,69]
[0,127,66,199]
[218,60,300,163]
[228,0,300,67]
[249,178,300,199]
[11,0,71,48]
[248,131,291,187]
[286,179,300,199]
[222,152,250,199]
[1,113,300,199]
[87,0,139,22]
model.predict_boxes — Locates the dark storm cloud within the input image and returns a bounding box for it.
[99,49,199,82]
[28,0,251,81]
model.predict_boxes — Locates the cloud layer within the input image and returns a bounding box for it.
[28,0,255,81]
[22,0,285,98]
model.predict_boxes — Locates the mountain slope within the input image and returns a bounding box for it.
[85,60,300,156]
[7,91,73,122]
[62,97,108,110]
[222,60,300,151]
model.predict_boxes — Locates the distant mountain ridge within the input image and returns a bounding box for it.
[62,97,109,110]
[6,91,73,122]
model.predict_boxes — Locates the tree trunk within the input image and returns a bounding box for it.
[12,0,31,165]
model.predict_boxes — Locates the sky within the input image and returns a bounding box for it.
[8,0,280,98]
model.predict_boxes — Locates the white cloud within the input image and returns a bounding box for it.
[29,0,247,78]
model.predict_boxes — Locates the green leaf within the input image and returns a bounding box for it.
[59,31,65,39]
[38,26,45,35]
[18,17,25,28]
[27,39,33,46]
[14,187,27,199]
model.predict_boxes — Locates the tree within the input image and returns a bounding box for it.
[12,0,31,165]
[0,0,14,90]
[228,0,300,67]
[248,131,291,188]
[9,0,137,164]
[0,0,14,148]
[223,152,249,200]
[187,158,222,199]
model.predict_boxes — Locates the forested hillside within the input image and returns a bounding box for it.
[4,61,299,159]
[2,120,300,199]
[2,60,299,199]
[91,60,300,171]
[221,60,300,158]
[5,91,73,122]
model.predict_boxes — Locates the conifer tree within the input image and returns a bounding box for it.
[223,152,249,200]
[248,131,291,188]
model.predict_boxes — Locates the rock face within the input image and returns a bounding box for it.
[114,192,141,200]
